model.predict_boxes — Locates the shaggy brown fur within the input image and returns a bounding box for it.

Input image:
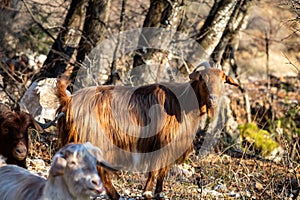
[0,104,42,168]
[56,67,239,199]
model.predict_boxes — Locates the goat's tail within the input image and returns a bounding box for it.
[56,65,73,106]
[0,155,7,167]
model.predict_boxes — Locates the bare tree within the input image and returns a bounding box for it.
[211,0,252,71]
[33,0,89,81]
[131,0,186,85]
[76,0,111,64]
[195,0,238,57]
[190,0,254,148]
[32,0,111,82]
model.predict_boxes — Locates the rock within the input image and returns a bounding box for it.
[20,78,70,124]
[214,184,227,192]
[29,158,45,169]
[169,163,195,178]
[200,188,223,197]
[228,190,241,198]
[124,189,131,196]
[37,54,47,65]
[254,181,264,190]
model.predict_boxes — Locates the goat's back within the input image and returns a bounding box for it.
[0,165,45,200]
[57,82,200,171]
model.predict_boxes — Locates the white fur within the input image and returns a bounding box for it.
[0,143,104,200]
[143,191,153,198]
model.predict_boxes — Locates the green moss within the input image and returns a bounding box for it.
[238,123,279,157]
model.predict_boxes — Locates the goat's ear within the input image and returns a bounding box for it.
[225,75,239,87]
[189,71,203,81]
[32,120,44,133]
[49,156,67,177]
[84,142,120,172]
[23,112,43,133]
[0,103,10,114]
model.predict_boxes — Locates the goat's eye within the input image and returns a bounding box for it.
[69,161,77,166]
[2,128,8,135]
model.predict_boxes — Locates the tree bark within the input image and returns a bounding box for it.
[211,0,252,70]
[33,0,89,80]
[194,0,237,57]
[72,0,111,87]
[131,0,185,85]
[192,0,254,153]
[105,0,126,85]
[76,0,111,64]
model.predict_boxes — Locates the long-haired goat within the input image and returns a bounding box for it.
[0,142,117,200]
[56,65,239,199]
[0,103,42,168]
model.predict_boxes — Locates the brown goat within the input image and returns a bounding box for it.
[56,66,239,199]
[0,103,42,168]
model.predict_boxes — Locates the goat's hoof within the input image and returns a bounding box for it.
[143,191,153,199]
[154,192,167,200]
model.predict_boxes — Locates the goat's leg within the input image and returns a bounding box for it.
[97,166,120,200]
[143,170,158,199]
[154,166,169,199]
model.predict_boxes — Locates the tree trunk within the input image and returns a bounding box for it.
[131,0,185,85]
[33,0,89,80]
[194,0,237,57]
[72,0,111,87]
[211,0,252,73]
[212,0,253,126]
[76,0,111,64]
[106,0,126,85]
[192,0,254,153]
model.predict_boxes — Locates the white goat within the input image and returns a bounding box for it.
[0,142,116,200]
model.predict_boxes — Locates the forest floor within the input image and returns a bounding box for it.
[1,0,299,198]
[26,74,300,200]
[27,136,300,200]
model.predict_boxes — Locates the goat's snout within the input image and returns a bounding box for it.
[208,94,219,108]
[13,143,27,160]
[206,94,220,119]
[87,175,105,194]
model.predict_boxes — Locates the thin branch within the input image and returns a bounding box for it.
[107,0,127,85]
[282,52,300,76]
[21,0,56,41]
[0,83,17,104]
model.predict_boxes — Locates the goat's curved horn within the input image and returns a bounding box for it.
[37,112,65,130]
[97,160,121,172]
[216,63,222,69]
[194,61,211,72]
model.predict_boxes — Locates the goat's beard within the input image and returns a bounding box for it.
[12,153,26,160]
